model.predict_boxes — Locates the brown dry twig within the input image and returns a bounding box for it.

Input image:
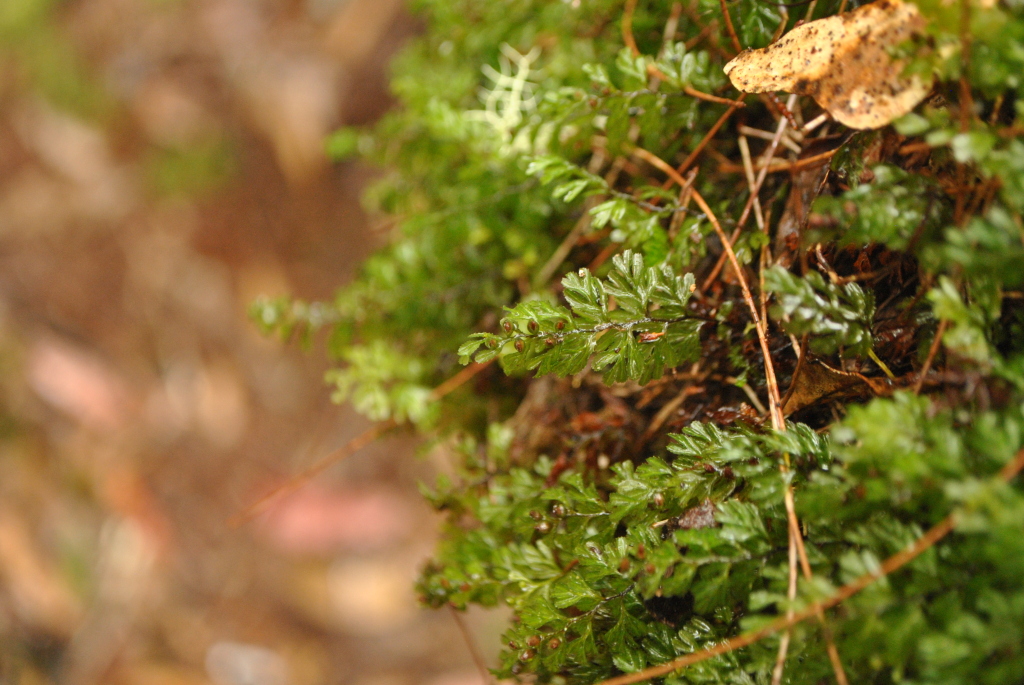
[639,383,706,446]
[771,526,800,685]
[913,319,948,395]
[230,361,491,527]
[630,145,784,424]
[700,94,798,293]
[228,419,398,528]
[623,0,744,106]
[672,95,747,180]
[631,144,849,685]
[716,148,838,175]
[622,0,641,55]
[536,149,625,287]
[719,0,743,54]
[449,604,494,685]
[682,84,744,105]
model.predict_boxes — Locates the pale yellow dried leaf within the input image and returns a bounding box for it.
[724,0,931,129]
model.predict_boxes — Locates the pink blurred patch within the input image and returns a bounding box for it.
[257,484,415,555]
[27,337,133,431]
[424,672,488,685]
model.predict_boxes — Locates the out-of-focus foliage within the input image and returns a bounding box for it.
[0,0,115,120]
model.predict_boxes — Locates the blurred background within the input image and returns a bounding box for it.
[0,0,501,683]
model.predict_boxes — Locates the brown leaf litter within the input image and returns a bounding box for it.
[724,0,931,129]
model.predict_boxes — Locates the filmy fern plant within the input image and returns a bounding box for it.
[254,0,1024,682]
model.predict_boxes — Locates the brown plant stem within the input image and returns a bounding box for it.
[622,0,640,55]
[230,361,491,526]
[914,319,949,395]
[672,96,747,179]
[700,94,797,293]
[770,526,799,685]
[622,0,743,106]
[632,144,848,684]
[715,148,838,175]
[449,604,494,685]
[719,0,743,53]
[631,145,784,424]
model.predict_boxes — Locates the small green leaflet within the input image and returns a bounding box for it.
[459,251,704,384]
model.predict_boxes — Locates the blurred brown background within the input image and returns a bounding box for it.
[0,1,500,683]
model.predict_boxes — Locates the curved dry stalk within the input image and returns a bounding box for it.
[230,361,491,527]
[914,319,949,395]
[623,0,744,106]
[771,527,799,685]
[631,145,784,423]
[700,94,797,293]
[631,144,848,683]
[593,446,1024,685]
[690,187,785,425]
[622,0,641,55]
[449,604,494,685]
[719,0,743,54]
[687,178,831,683]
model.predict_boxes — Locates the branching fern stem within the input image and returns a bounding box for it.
[449,604,495,685]
[229,418,399,527]
[621,0,641,56]
[770,529,799,685]
[501,314,704,344]
[718,0,743,54]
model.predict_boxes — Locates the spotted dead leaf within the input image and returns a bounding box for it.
[781,359,869,415]
[724,0,930,129]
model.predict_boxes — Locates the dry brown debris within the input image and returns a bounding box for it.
[724,0,931,129]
